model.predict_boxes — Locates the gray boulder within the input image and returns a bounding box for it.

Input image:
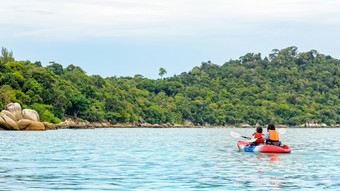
[0,114,20,130]
[5,102,22,121]
[17,119,34,130]
[0,110,17,122]
[22,109,40,122]
[0,103,46,131]
[24,121,45,131]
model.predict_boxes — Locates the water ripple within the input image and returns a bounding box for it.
[0,128,339,190]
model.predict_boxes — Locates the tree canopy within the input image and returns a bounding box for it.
[0,46,339,126]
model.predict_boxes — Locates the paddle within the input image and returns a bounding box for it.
[278,128,286,135]
[230,131,255,143]
[230,131,249,139]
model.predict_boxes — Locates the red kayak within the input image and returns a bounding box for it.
[237,141,291,153]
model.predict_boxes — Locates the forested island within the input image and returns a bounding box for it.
[0,46,339,128]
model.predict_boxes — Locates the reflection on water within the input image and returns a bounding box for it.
[252,153,282,188]
[268,153,280,163]
[269,176,282,189]
[254,153,280,163]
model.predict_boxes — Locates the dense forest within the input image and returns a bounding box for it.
[0,46,339,126]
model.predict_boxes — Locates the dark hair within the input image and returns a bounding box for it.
[268,123,275,130]
[256,126,263,133]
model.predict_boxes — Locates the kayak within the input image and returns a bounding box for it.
[237,141,291,153]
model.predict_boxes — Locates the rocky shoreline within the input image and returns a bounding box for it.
[0,103,55,131]
[1,103,339,131]
[52,119,340,129]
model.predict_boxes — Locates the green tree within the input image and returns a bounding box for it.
[159,67,167,79]
[67,95,90,118]
[47,62,64,75]
[0,47,15,64]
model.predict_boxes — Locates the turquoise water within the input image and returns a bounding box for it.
[0,128,339,190]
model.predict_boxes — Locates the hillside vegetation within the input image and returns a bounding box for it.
[0,46,339,126]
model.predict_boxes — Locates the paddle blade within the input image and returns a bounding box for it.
[278,128,287,134]
[230,131,240,138]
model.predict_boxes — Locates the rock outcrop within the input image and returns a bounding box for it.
[298,122,328,128]
[25,121,45,131]
[18,119,34,130]
[42,122,56,130]
[0,103,47,131]
[1,114,20,130]
[22,109,40,122]
[5,103,22,121]
[0,109,20,130]
[0,114,19,130]
[0,110,16,122]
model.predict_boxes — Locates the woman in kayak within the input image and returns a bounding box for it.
[264,123,281,146]
[249,126,265,146]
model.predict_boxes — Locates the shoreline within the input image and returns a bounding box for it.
[52,121,340,130]
[2,102,338,131]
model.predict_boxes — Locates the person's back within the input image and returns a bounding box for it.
[265,123,281,146]
[250,126,265,146]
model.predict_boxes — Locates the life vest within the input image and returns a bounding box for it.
[268,130,279,141]
[253,132,264,143]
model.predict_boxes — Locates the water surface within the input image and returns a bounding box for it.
[0,128,339,190]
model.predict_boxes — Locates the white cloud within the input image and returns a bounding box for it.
[1,0,340,40]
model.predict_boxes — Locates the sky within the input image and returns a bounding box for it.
[1,0,340,79]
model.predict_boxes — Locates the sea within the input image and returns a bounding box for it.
[0,128,339,190]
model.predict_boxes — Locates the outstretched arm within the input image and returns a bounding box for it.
[263,132,269,140]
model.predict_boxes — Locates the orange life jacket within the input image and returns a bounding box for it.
[253,132,264,143]
[268,130,279,141]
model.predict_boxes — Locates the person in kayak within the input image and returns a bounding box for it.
[249,126,265,146]
[264,123,281,146]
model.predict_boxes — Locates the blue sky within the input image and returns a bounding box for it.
[1,0,340,79]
